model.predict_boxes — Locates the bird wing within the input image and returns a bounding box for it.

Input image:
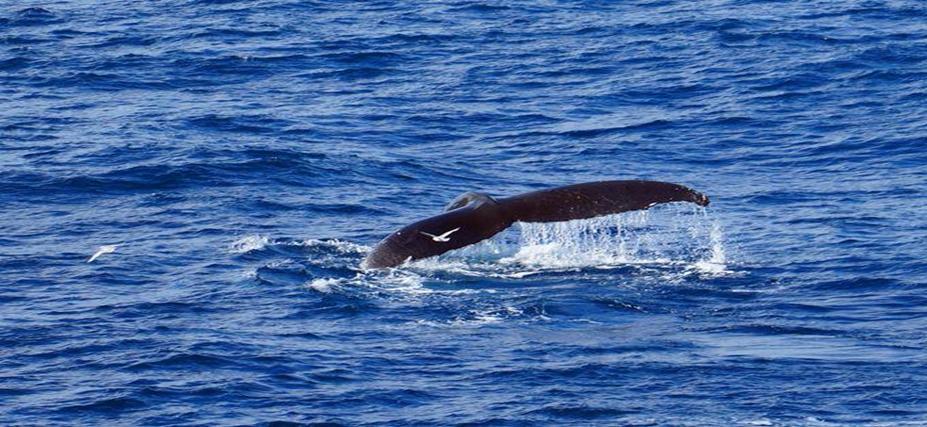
[87,245,119,263]
[439,227,461,239]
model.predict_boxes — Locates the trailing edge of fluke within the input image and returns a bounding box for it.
[362,180,710,269]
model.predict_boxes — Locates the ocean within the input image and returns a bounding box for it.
[2,0,926,425]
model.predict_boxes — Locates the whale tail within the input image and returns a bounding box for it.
[498,180,709,223]
[363,180,710,269]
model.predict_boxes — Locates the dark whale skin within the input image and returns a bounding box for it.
[363,180,709,269]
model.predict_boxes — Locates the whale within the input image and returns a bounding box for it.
[363,180,710,269]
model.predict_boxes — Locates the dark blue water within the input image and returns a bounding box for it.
[3,1,927,425]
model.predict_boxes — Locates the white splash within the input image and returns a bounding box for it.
[306,277,341,293]
[291,206,734,298]
[230,235,271,254]
[233,237,369,257]
[394,205,733,274]
[692,221,731,275]
[306,270,432,297]
[294,238,370,254]
[464,306,523,325]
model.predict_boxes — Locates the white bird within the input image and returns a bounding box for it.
[420,227,460,242]
[87,244,119,263]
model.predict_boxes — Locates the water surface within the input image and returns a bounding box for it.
[2,0,927,425]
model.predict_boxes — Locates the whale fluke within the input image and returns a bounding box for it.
[498,180,709,223]
[363,180,709,269]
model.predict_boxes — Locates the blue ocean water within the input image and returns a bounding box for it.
[2,0,927,424]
